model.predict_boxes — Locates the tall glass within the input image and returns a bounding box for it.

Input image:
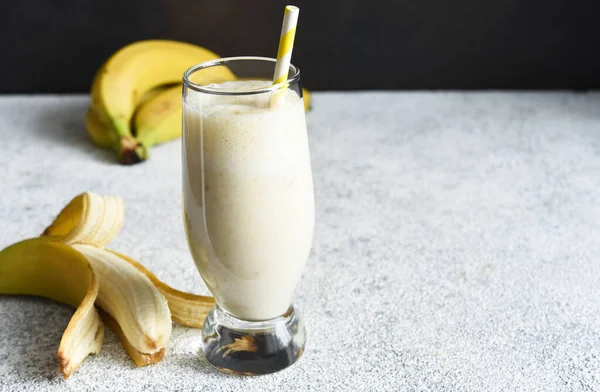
[182,57,314,375]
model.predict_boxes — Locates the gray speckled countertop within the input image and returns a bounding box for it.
[2,92,600,391]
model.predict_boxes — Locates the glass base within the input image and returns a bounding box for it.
[201,305,305,375]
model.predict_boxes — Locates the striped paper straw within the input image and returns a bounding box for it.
[273,5,299,88]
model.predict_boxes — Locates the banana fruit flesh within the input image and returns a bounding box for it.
[0,192,215,378]
[74,244,172,354]
[43,191,125,247]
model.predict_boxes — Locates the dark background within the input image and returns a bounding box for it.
[2,0,600,92]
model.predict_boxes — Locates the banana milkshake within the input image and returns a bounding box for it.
[183,80,314,321]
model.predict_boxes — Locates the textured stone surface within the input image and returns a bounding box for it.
[1,92,600,391]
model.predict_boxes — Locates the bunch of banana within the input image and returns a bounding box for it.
[87,40,229,164]
[0,192,214,378]
[87,40,312,165]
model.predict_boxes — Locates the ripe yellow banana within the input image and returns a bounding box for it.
[302,88,311,111]
[133,85,182,149]
[0,237,103,379]
[138,85,173,106]
[87,86,183,154]
[90,40,234,164]
[87,86,173,150]
[0,192,215,377]
[85,106,113,149]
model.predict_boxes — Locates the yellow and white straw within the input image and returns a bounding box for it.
[273,5,299,86]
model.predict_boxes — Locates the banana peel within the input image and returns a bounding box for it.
[0,237,103,379]
[100,310,166,367]
[0,192,215,378]
[73,244,172,355]
[43,192,214,328]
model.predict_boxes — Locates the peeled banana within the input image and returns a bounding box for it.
[74,244,172,355]
[0,237,103,378]
[0,192,215,378]
[43,191,125,247]
[112,249,214,329]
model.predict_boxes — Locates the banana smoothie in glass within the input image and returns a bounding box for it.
[182,57,314,374]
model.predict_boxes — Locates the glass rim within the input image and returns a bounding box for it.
[182,56,301,96]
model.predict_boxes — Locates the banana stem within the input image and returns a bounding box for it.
[106,118,148,165]
[118,136,148,165]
